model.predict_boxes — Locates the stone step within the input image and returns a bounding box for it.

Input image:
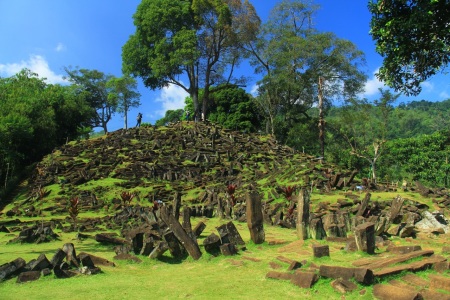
[372,283,422,300]
[373,255,447,277]
[353,250,434,269]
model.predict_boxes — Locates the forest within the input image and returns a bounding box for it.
[1,0,449,198]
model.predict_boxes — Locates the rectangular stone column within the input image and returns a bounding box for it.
[296,189,310,240]
[173,191,182,220]
[246,191,265,244]
[354,222,375,254]
[160,206,202,260]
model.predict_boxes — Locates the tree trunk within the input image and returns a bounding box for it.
[318,77,325,160]
[124,103,128,130]
[371,162,377,184]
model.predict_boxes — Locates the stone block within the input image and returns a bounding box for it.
[372,284,422,300]
[312,244,330,258]
[290,271,318,288]
[331,278,358,293]
[16,271,41,283]
[354,222,375,254]
[30,254,51,271]
[265,271,292,281]
[429,274,450,292]
[220,243,237,256]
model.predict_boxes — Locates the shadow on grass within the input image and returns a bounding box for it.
[157,253,188,265]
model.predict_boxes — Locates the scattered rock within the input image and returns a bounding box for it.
[330,278,358,293]
[312,244,329,258]
[373,283,422,300]
[16,271,41,283]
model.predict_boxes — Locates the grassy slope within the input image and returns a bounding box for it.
[0,190,448,300]
[0,217,370,300]
[1,123,449,299]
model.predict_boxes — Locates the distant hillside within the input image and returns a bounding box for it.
[5,121,356,215]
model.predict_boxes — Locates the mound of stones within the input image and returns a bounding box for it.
[0,242,113,283]
[261,189,450,241]
[17,121,355,214]
[93,202,247,261]
[8,223,59,244]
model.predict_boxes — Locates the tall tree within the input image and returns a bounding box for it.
[246,0,367,138]
[64,67,115,133]
[382,130,450,187]
[106,75,141,129]
[369,0,450,96]
[122,0,260,120]
[208,85,262,132]
[329,89,399,183]
[155,109,185,126]
[0,69,92,190]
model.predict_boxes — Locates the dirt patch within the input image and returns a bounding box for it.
[277,240,307,254]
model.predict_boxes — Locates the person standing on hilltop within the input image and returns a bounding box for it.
[136,112,143,127]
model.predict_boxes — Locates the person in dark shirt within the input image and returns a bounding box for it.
[136,112,143,127]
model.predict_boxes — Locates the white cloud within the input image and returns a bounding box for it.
[439,91,449,99]
[154,83,189,117]
[420,81,434,92]
[0,54,66,84]
[55,42,66,52]
[363,69,386,97]
[249,83,259,96]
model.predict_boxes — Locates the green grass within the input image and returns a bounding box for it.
[1,188,446,299]
[0,218,380,300]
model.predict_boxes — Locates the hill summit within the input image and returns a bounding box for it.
[20,121,355,211]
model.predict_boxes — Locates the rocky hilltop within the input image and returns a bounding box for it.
[16,120,354,212]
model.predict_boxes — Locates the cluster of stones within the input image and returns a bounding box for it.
[266,243,450,299]
[258,189,450,298]
[0,243,113,283]
[13,121,357,216]
[2,121,450,297]
[91,200,249,262]
[261,188,450,242]
[2,190,450,299]
[0,218,62,244]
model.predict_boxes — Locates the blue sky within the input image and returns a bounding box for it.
[1,0,448,132]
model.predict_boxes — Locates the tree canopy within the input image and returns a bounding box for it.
[247,0,367,136]
[369,0,450,95]
[328,89,399,183]
[155,109,185,126]
[0,69,92,191]
[64,67,116,133]
[208,85,262,132]
[106,75,141,130]
[122,0,260,119]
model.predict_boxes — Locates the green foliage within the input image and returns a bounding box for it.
[155,109,184,126]
[0,69,92,192]
[208,85,262,132]
[390,99,450,138]
[328,89,399,182]
[275,113,320,154]
[248,0,366,136]
[369,0,450,95]
[122,0,260,117]
[382,131,450,187]
[64,67,115,133]
[106,75,141,129]
[327,96,450,186]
